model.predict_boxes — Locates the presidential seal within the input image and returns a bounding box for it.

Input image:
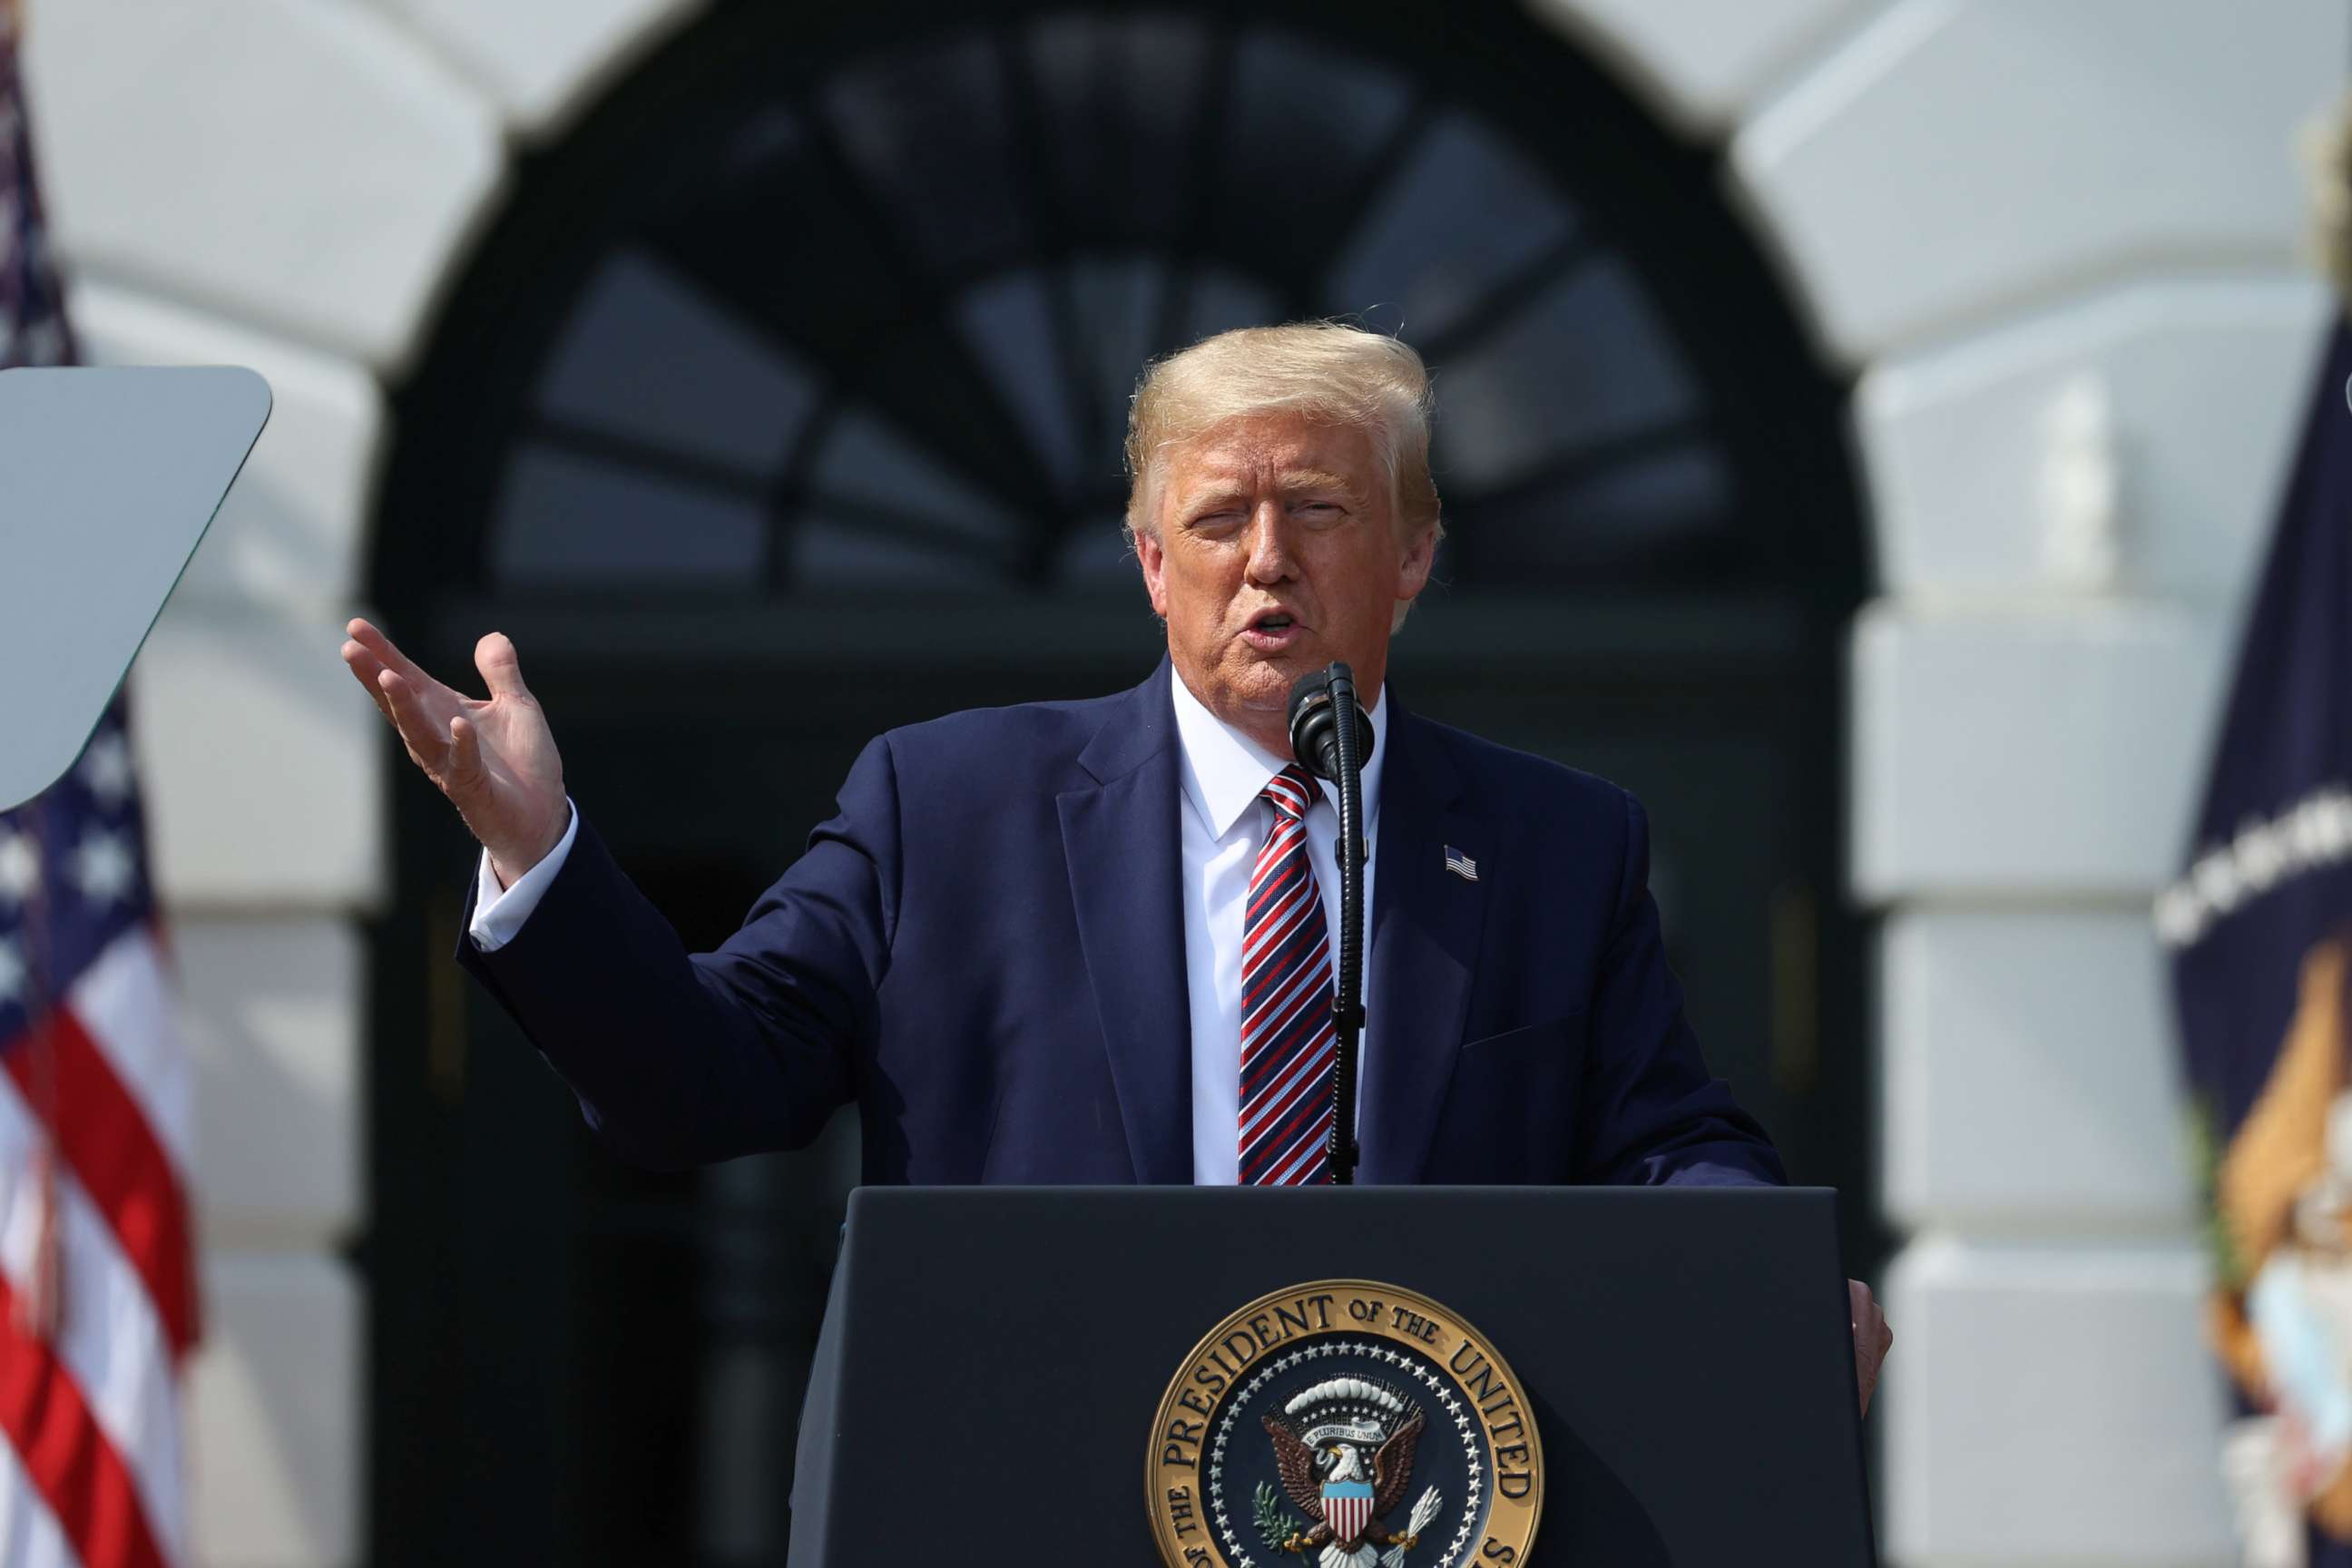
[1148,1280,1544,1568]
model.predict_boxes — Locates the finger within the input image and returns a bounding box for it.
[377,668,452,772]
[347,617,436,691]
[340,642,397,725]
[475,632,531,701]
[447,713,485,793]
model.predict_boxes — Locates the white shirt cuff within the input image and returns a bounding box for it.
[466,799,579,953]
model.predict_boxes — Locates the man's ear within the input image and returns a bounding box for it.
[1397,522,1438,602]
[1135,527,1170,618]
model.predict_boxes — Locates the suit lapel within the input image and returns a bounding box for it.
[1360,698,1485,1185]
[1058,659,1195,1183]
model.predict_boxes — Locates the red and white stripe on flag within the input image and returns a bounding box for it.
[0,931,195,1568]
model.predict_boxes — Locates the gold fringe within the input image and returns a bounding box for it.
[2208,1291,2269,1403]
[2218,939,2351,1278]
[2301,90,2352,317]
[2320,1463,2352,1544]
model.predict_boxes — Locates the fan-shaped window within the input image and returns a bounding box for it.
[448,9,1816,603]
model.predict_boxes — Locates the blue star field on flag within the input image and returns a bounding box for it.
[0,15,156,1044]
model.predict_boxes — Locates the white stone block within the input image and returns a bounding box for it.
[1733,0,2347,359]
[131,605,385,912]
[176,918,362,1248]
[1881,1235,2234,1565]
[70,282,387,608]
[190,1252,360,1568]
[1859,275,2329,609]
[21,0,505,370]
[1884,909,2196,1230]
[1533,0,1872,130]
[1852,604,2227,900]
[374,0,708,138]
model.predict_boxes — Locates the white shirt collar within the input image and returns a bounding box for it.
[1170,667,1387,840]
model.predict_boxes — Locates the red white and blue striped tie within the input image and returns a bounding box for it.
[1238,766,1335,1186]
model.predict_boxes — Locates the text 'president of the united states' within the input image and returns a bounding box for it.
[339,321,1889,1406]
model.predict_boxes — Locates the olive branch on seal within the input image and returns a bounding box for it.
[1253,1481,1308,1554]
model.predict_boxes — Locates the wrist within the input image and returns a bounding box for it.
[488,808,567,890]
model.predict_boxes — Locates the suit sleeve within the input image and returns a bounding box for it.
[454,734,903,1169]
[1573,790,1786,1187]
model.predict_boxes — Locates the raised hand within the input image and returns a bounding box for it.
[340,619,569,887]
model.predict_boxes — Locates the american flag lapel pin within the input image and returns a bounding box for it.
[1444,845,1478,882]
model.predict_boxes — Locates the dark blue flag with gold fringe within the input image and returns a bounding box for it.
[2164,319,2352,1561]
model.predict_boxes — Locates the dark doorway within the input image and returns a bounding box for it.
[364,2,1868,1563]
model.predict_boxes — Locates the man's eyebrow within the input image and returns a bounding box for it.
[1171,467,1363,514]
[1172,484,1249,515]
[1279,468,1363,498]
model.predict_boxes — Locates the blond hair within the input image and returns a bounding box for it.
[1122,321,1443,547]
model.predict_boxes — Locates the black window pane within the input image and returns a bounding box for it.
[957,271,1088,498]
[823,33,1026,277]
[1327,111,1579,339]
[1028,13,1211,246]
[1463,441,1735,579]
[1210,31,1416,286]
[495,447,766,590]
[792,517,1005,586]
[807,408,1029,561]
[536,250,819,477]
[1184,267,1285,343]
[1069,253,1168,454]
[1436,257,1701,488]
[1056,518,1142,587]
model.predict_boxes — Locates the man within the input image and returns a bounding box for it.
[341,321,1889,1402]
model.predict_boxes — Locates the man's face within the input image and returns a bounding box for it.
[1136,409,1435,756]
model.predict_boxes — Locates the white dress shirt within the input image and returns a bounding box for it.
[466,676,1384,1185]
[467,801,579,953]
[1169,677,1381,1184]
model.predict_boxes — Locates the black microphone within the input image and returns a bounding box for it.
[1285,663,1370,1186]
[1286,668,1375,784]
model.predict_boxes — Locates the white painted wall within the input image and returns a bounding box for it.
[22,0,505,373]
[1731,0,2342,362]
[19,0,2344,1562]
[1718,2,2344,1562]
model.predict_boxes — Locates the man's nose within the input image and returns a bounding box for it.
[1243,505,1297,583]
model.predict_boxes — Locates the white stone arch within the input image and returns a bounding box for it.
[1565,4,2337,1563]
[23,1,2342,1561]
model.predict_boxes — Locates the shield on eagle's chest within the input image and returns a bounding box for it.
[1323,1479,1374,1547]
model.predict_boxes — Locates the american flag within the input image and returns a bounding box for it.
[0,20,199,1568]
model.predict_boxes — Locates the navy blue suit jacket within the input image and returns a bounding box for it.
[456,660,1781,1187]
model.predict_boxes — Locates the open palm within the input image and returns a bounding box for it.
[340,618,569,885]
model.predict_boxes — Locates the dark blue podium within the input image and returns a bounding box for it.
[789,1185,1874,1566]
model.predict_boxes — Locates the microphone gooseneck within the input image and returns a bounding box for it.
[1284,663,1369,1186]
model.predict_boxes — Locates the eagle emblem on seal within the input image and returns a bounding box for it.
[1253,1375,1445,1567]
